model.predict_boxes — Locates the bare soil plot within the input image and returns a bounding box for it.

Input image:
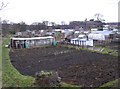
[9,46,119,87]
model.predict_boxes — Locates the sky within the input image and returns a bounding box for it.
[0,0,119,24]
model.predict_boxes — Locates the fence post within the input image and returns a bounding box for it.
[77,40,79,47]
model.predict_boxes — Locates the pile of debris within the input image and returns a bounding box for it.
[34,71,61,87]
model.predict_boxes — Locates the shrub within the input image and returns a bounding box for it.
[34,70,61,87]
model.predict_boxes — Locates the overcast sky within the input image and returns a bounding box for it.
[0,0,119,24]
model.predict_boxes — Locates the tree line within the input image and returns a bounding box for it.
[2,20,106,35]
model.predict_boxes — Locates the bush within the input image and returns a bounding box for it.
[34,71,61,87]
[9,30,16,35]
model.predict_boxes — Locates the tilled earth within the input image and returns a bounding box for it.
[9,46,119,87]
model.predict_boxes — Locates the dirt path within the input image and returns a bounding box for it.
[9,46,119,87]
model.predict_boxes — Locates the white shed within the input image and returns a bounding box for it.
[70,38,93,46]
[10,36,55,49]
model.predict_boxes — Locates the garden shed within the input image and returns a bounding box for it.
[70,38,93,46]
[10,36,55,49]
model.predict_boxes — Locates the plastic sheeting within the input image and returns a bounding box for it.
[91,30,113,35]
[88,30,113,41]
[88,33,105,40]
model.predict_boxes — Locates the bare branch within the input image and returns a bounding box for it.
[0,2,3,10]
[0,1,9,11]
[94,13,104,22]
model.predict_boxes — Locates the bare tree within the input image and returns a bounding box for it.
[94,13,105,22]
[2,19,9,24]
[0,0,9,35]
[61,21,65,25]
[51,22,55,26]
[43,21,49,26]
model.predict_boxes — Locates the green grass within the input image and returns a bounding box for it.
[2,36,34,87]
[97,79,120,89]
[60,82,80,87]
[61,44,118,57]
[101,47,118,57]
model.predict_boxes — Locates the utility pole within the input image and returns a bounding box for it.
[85,18,87,31]
[0,17,1,36]
[0,1,8,88]
[0,12,2,89]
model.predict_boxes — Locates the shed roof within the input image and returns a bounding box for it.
[11,36,54,40]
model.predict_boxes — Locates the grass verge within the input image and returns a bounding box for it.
[2,36,34,87]
[97,79,120,89]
